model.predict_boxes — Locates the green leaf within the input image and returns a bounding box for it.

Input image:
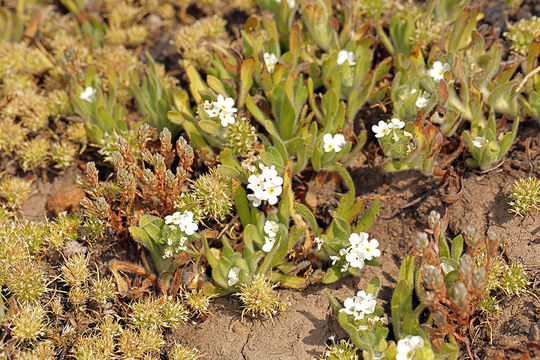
[323,266,343,284]
[239,57,255,109]
[366,276,380,296]
[294,203,320,236]
[277,160,294,225]
[398,254,415,288]
[184,60,206,104]
[270,272,307,289]
[203,235,219,269]
[233,181,251,227]
[354,197,380,233]
[198,119,221,134]
[450,235,463,261]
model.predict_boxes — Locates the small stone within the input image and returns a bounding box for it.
[46,184,85,215]
[63,241,87,258]
[232,322,246,335]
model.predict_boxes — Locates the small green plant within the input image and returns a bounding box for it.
[508,177,540,216]
[78,124,194,237]
[169,343,202,360]
[0,176,33,212]
[236,273,289,318]
[318,337,359,360]
[504,17,540,56]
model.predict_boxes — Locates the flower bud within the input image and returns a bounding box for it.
[487,231,501,250]
[453,281,468,306]
[421,264,443,289]
[473,267,486,290]
[424,291,437,306]
[428,210,441,230]
[459,254,473,278]
[415,232,429,250]
[463,226,479,248]
[433,310,446,328]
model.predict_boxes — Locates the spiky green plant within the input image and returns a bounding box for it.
[189,168,233,222]
[509,177,540,216]
[169,343,202,360]
[236,274,289,319]
[11,303,48,342]
[0,176,33,211]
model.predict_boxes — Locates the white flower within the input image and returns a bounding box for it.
[247,164,284,207]
[357,238,380,261]
[228,267,241,286]
[389,118,405,129]
[203,100,219,117]
[219,111,236,127]
[396,335,425,360]
[330,255,340,265]
[415,94,429,108]
[345,248,365,269]
[247,193,262,207]
[337,50,356,66]
[314,237,324,250]
[80,87,96,102]
[169,210,198,235]
[404,131,413,138]
[372,120,391,138]
[264,220,280,238]
[428,61,450,82]
[323,133,347,153]
[262,236,276,252]
[211,94,237,127]
[472,136,487,148]
[264,53,279,73]
[339,290,377,321]
[265,184,282,205]
[165,212,182,225]
[213,94,237,115]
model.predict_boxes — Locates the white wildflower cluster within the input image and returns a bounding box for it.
[161,210,197,259]
[428,61,450,82]
[247,164,283,207]
[322,133,346,153]
[203,94,238,127]
[396,335,424,360]
[263,52,279,73]
[79,87,96,102]
[228,267,241,286]
[162,235,188,259]
[330,232,380,272]
[337,50,356,66]
[372,117,414,142]
[165,210,198,235]
[262,220,280,252]
[339,290,376,321]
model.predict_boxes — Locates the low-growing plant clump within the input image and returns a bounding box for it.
[0,0,538,358]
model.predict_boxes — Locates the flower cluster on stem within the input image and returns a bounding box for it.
[330,232,380,272]
[339,290,376,321]
[247,164,283,207]
[165,210,198,235]
[203,94,238,127]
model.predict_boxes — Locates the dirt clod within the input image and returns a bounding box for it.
[46,184,85,215]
